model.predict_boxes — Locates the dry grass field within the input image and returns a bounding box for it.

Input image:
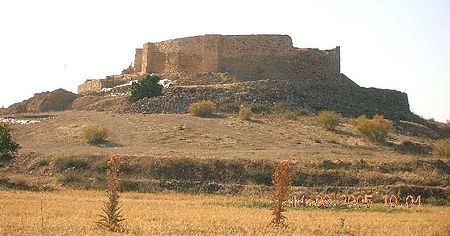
[0,190,449,235]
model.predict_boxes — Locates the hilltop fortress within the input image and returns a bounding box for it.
[133,34,339,80]
[76,34,411,119]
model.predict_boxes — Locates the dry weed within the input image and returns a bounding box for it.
[96,156,125,232]
[270,161,292,228]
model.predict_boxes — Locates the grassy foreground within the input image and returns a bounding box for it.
[0,190,449,235]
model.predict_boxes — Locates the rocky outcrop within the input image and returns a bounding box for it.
[125,73,411,120]
[6,89,77,114]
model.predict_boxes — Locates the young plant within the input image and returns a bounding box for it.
[270,161,292,228]
[238,106,253,121]
[96,156,125,232]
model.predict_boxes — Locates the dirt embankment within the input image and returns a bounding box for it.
[5,89,77,114]
[0,110,448,204]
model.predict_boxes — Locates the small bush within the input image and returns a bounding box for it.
[317,111,342,130]
[276,110,297,121]
[272,102,291,113]
[0,123,20,161]
[354,114,394,143]
[55,157,90,171]
[58,173,84,185]
[83,125,108,144]
[250,103,272,114]
[129,74,163,102]
[189,100,215,117]
[433,138,450,158]
[294,108,312,116]
[37,159,50,167]
[216,102,240,113]
[238,107,253,121]
[247,167,273,185]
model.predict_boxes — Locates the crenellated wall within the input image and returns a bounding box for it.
[138,34,340,81]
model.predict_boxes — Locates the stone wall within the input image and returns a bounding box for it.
[78,80,105,94]
[139,35,340,81]
[125,74,410,120]
[134,48,143,73]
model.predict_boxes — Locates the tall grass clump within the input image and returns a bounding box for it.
[238,107,253,121]
[83,125,108,144]
[189,100,215,117]
[96,156,125,232]
[270,162,292,228]
[317,110,342,130]
[433,138,450,158]
[354,115,393,143]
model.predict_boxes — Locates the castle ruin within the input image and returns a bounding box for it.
[133,34,340,81]
[77,34,410,120]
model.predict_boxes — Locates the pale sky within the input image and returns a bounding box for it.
[0,0,448,121]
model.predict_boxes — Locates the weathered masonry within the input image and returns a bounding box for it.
[133,34,340,81]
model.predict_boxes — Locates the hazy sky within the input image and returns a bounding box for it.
[0,0,448,121]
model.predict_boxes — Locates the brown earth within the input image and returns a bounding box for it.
[1,110,448,204]
[3,110,436,160]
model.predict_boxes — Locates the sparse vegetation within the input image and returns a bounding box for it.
[189,100,215,117]
[1,190,449,235]
[354,115,394,143]
[0,123,19,162]
[129,74,163,102]
[294,108,312,116]
[55,157,89,171]
[272,102,291,114]
[317,110,342,130]
[270,162,292,228]
[238,106,253,121]
[216,102,240,113]
[37,159,50,167]
[432,138,450,157]
[276,110,297,120]
[96,156,126,232]
[249,103,272,114]
[83,125,108,144]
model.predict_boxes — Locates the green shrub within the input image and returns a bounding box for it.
[216,102,240,113]
[189,100,215,117]
[317,111,342,130]
[0,123,20,161]
[433,138,450,157]
[250,103,272,114]
[238,107,253,121]
[83,125,108,144]
[55,157,90,171]
[37,159,50,167]
[129,74,163,102]
[354,114,393,143]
